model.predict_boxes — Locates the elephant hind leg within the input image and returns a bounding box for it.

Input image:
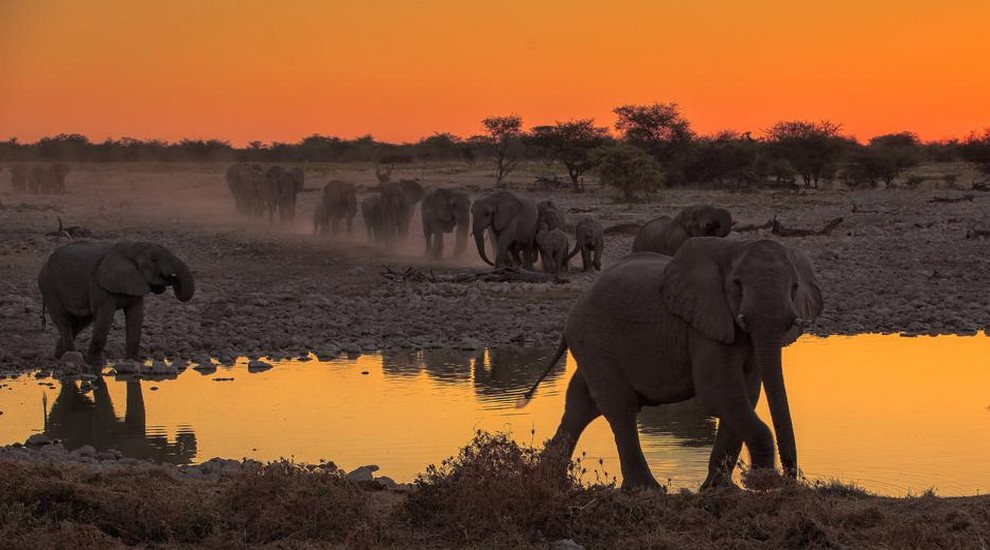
[550,370,601,458]
[607,410,660,490]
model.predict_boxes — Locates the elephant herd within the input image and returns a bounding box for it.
[6,164,71,195]
[225,164,305,223]
[37,164,823,491]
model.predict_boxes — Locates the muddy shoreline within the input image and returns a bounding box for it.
[2,163,989,370]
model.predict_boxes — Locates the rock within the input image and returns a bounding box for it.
[551,539,585,550]
[247,359,272,372]
[346,464,379,482]
[59,351,86,373]
[26,434,56,447]
[114,360,142,374]
[170,357,188,370]
[150,360,178,375]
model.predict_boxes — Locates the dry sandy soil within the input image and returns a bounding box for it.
[1,162,989,370]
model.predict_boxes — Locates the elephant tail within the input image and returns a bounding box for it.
[564,243,581,263]
[40,299,47,329]
[516,336,568,408]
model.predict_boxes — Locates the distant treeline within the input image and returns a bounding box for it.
[3,103,990,192]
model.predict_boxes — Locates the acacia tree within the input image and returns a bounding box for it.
[592,143,663,202]
[765,120,845,188]
[526,119,611,192]
[613,102,694,162]
[481,115,523,188]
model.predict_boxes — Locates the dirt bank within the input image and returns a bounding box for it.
[2,162,989,369]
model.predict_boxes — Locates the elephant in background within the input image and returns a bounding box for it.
[537,200,567,231]
[525,238,822,490]
[361,195,386,243]
[226,164,268,218]
[565,217,604,272]
[314,180,358,236]
[631,204,733,255]
[421,188,471,259]
[45,378,197,464]
[9,165,28,193]
[535,226,570,275]
[266,165,305,223]
[380,179,425,244]
[471,191,539,268]
[38,241,195,366]
[27,164,70,195]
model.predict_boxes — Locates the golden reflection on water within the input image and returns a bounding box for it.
[1,333,987,496]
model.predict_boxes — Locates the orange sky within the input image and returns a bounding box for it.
[2,1,989,146]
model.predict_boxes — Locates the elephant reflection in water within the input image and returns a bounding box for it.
[635,398,717,448]
[473,347,563,401]
[45,378,197,464]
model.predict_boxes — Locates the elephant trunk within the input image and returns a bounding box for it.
[474,228,494,266]
[170,260,195,302]
[454,223,469,257]
[753,331,797,477]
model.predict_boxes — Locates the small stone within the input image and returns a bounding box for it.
[550,539,585,550]
[114,360,141,374]
[247,359,272,372]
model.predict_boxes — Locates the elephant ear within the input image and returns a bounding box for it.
[96,245,151,296]
[493,195,523,232]
[782,246,824,346]
[661,237,737,344]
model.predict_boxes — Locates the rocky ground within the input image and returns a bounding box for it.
[1,162,989,371]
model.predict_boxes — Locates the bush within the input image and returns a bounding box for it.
[592,143,663,201]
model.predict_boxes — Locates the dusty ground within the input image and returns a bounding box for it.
[1,162,989,369]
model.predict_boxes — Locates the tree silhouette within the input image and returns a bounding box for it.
[765,120,845,188]
[527,119,612,192]
[481,115,523,188]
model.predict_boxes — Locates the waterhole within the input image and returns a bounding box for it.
[1,334,987,496]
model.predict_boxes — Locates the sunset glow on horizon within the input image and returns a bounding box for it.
[2,0,989,146]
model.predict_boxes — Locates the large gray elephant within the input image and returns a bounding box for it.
[266,165,304,223]
[9,165,29,193]
[524,237,822,490]
[38,241,195,366]
[226,164,269,219]
[380,179,425,244]
[314,180,358,236]
[26,164,70,195]
[471,191,539,268]
[421,188,471,259]
[631,204,733,255]
[361,195,386,243]
[535,226,570,275]
[537,200,566,231]
[565,217,604,272]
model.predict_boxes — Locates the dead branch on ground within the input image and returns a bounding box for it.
[381,265,566,284]
[929,194,974,203]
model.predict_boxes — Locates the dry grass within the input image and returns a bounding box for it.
[2,433,989,549]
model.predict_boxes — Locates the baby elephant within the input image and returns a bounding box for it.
[38,241,195,366]
[536,227,570,275]
[632,204,733,256]
[566,217,604,271]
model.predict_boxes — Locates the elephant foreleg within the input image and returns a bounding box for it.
[701,366,761,489]
[607,410,659,490]
[87,307,115,366]
[123,300,144,361]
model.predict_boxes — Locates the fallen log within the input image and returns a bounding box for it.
[45,217,92,239]
[771,216,844,237]
[929,194,974,203]
[603,222,642,235]
[381,265,566,284]
[733,218,775,232]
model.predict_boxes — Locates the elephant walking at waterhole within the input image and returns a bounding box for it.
[522,238,823,490]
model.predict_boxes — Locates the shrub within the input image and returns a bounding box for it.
[591,143,663,201]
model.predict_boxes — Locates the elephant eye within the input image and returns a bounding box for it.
[731,279,742,288]
[791,282,799,296]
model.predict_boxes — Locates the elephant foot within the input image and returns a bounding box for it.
[620,475,665,493]
[740,467,791,491]
[701,470,741,492]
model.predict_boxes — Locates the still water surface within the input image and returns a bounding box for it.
[1,334,987,496]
